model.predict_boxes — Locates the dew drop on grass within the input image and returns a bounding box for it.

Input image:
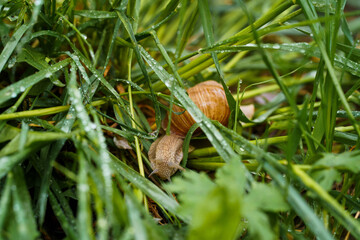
[78,183,89,192]
[34,0,42,6]
[272,44,281,49]
[11,92,17,98]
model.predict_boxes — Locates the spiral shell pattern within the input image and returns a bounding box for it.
[166,80,230,137]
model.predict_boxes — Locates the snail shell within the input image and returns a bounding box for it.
[149,81,230,180]
[165,80,230,137]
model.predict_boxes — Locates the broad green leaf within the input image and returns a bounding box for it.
[313,151,360,173]
[310,168,341,192]
[215,159,246,200]
[244,183,289,212]
[187,186,242,240]
[215,123,334,240]
[0,124,19,143]
[244,209,275,240]
[167,167,243,240]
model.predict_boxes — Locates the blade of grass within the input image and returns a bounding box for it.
[11,166,39,240]
[215,123,334,240]
[0,99,106,121]
[35,103,77,225]
[48,190,77,239]
[127,49,148,206]
[116,10,162,136]
[292,165,360,238]
[237,0,317,156]
[298,0,360,146]
[0,23,31,72]
[109,152,186,222]
[68,62,114,236]
[198,0,236,111]
[0,172,13,232]
[76,148,94,240]
[0,58,72,105]
[139,45,240,163]
[175,0,197,60]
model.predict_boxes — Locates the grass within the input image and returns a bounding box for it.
[1,0,360,239]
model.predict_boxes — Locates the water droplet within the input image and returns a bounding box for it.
[272,44,280,49]
[34,0,42,6]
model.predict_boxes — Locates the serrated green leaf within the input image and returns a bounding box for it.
[245,183,290,212]
[167,165,244,240]
[313,151,360,173]
[244,208,275,240]
[310,168,341,192]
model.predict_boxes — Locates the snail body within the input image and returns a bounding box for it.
[148,135,185,180]
[149,80,230,180]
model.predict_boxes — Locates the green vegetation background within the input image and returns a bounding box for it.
[0,0,360,239]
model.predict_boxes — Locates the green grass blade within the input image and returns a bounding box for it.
[198,0,236,111]
[215,123,334,240]
[0,172,13,233]
[11,166,39,240]
[298,0,360,145]
[109,152,185,221]
[48,190,77,239]
[74,10,117,19]
[0,58,71,105]
[35,105,77,225]
[293,165,360,238]
[0,23,31,72]
[76,149,94,240]
[139,45,239,162]
[116,10,162,136]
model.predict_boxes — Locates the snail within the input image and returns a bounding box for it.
[148,80,230,180]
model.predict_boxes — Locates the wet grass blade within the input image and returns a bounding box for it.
[10,166,39,240]
[298,0,360,144]
[0,23,31,72]
[109,152,185,221]
[0,58,72,106]
[139,46,239,163]
[198,0,236,110]
[116,10,162,136]
[215,123,334,240]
